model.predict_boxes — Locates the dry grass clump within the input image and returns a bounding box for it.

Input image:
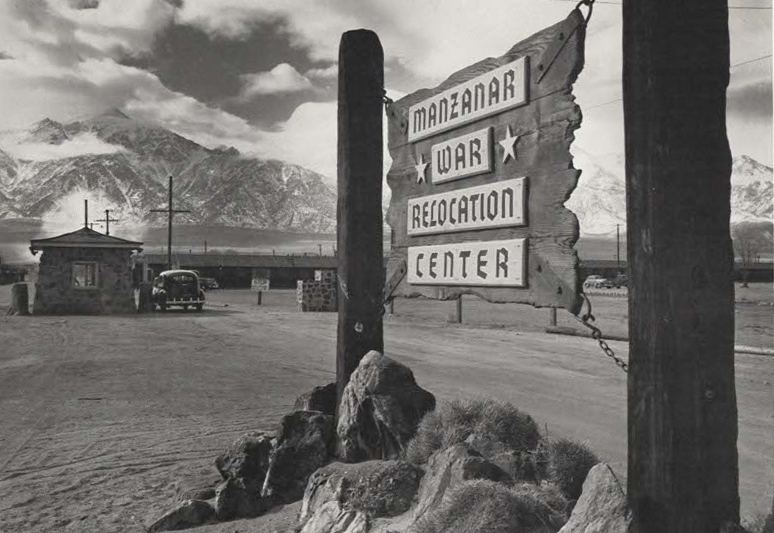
[404,398,540,465]
[535,437,599,503]
[411,479,567,533]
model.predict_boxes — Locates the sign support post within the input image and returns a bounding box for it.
[623,0,739,531]
[336,30,385,404]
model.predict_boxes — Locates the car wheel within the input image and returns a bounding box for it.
[183,305,189,311]
[159,297,167,312]
[583,282,590,289]
[195,303,203,311]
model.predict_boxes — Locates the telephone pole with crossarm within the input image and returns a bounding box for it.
[151,176,190,271]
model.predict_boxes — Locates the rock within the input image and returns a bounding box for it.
[146,499,216,532]
[411,443,510,525]
[294,382,337,415]
[215,432,273,483]
[174,474,221,502]
[214,477,268,520]
[262,410,334,503]
[300,461,424,526]
[300,501,368,533]
[720,523,751,533]
[558,463,636,533]
[337,351,436,462]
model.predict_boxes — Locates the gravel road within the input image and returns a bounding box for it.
[0,289,771,532]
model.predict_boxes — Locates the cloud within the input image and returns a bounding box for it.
[2,132,125,161]
[240,63,313,98]
[305,64,337,81]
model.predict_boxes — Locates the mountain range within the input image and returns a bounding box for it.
[0,110,336,233]
[0,111,770,242]
[566,148,773,236]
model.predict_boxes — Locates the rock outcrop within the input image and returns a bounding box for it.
[299,460,423,533]
[558,463,636,533]
[295,382,338,415]
[146,499,215,532]
[262,410,335,503]
[337,351,435,462]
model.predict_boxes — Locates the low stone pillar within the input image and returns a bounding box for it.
[138,282,154,313]
[8,283,29,315]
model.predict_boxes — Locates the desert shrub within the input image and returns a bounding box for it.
[535,437,598,503]
[412,479,566,533]
[743,512,774,533]
[404,398,541,465]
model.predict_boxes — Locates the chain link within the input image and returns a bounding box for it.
[573,293,628,373]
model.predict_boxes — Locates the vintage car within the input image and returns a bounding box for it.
[152,270,205,311]
[583,274,607,289]
[199,277,220,290]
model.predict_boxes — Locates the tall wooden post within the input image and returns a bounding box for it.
[623,1,739,531]
[151,176,190,271]
[336,30,384,403]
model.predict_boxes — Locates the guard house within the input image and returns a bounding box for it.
[30,227,143,314]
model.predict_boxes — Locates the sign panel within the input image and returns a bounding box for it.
[251,278,270,292]
[407,178,526,236]
[408,239,526,287]
[408,57,528,142]
[431,127,493,183]
[386,9,586,313]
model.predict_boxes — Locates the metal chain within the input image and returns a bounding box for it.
[575,0,595,23]
[573,293,628,373]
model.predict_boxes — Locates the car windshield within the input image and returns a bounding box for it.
[169,274,197,285]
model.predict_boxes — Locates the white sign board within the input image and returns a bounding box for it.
[407,178,526,236]
[408,238,526,287]
[431,127,493,183]
[251,278,270,292]
[408,57,528,142]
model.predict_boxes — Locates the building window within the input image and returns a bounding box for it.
[73,262,98,288]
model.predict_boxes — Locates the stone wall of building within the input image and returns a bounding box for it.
[297,270,337,312]
[34,247,137,314]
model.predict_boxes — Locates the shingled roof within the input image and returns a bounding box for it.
[30,227,144,254]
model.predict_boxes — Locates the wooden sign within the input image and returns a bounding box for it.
[251,278,270,292]
[385,10,587,313]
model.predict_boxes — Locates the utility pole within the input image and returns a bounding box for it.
[204,240,208,254]
[616,223,621,272]
[336,30,384,404]
[84,199,89,228]
[151,176,191,271]
[623,1,738,531]
[95,209,119,236]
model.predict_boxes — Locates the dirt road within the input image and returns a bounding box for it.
[0,291,771,532]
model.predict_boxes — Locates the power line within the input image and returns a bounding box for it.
[548,0,771,8]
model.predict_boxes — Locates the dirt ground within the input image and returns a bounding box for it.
[0,286,771,532]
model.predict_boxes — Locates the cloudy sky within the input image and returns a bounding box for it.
[0,0,771,179]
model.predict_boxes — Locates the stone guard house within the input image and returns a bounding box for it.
[30,227,143,314]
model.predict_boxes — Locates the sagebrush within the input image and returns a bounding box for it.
[403,398,541,465]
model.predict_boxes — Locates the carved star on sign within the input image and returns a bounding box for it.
[414,154,429,183]
[498,125,520,163]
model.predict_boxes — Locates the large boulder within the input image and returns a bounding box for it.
[295,382,338,415]
[337,351,436,462]
[558,463,636,533]
[146,499,216,532]
[215,432,273,483]
[214,477,268,520]
[411,443,510,525]
[299,460,423,533]
[262,410,335,503]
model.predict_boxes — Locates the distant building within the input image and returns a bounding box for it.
[138,252,339,289]
[30,227,143,314]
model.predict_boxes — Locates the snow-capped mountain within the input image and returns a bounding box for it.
[0,111,336,233]
[567,148,773,236]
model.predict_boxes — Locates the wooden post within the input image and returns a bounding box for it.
[257,291,262,306]
[549,307,557,327]
[336,29,384,403]
[623,1,739,531]
[455,296,463,324]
